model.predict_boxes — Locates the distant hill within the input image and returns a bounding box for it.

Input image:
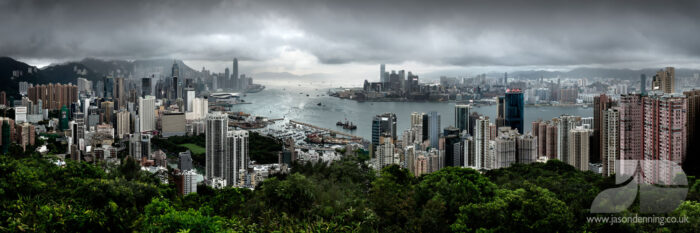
[498,67,700,80]
[80,58,134,77]
[0,57,207,98]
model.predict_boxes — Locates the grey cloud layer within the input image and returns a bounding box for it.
[1,0,699,67]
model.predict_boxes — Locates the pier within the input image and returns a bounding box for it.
[289,120,363,140]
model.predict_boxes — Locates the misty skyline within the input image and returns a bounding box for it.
[2,0,700,80]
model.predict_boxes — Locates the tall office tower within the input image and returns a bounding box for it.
[652,67,675,93]
[142,77,152,97]
[640,74,647,95]
[100,101,114,125]
[619,94,644,161]
[225,130,249,187]
[504,72,508,85]
[206,112,228,182]
[546,121,558,160]
[172,76,179,100]
[185,88,195,112]
[493,129,517,169]
[684,90,700,175]
[473,116,490,169]
[505,89,525,134]
[568,126,592,171]
[138,96,156,132]
[224,67,230,89]
[496,96,506,128]
[115,110,130,139]
[172,60,180,78]
[371,113,397,153]
[104,76,114,99]
[455,104,471,133]
[601,108,620,177]
[643,94,687,184]
[593,94,613,163]
[232,58,239,90]
[557,115,580,163]
[443,126,462,167]
[114,77,126,107]
[428,111,441,149]
[377,135,396,168]
[380,64,386,83]
[517,134,537,164]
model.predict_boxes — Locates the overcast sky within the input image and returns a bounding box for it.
[1,0,699,80]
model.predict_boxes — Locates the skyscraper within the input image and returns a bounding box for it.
[642,93,686,184]
[640,74,647,95]
[380,64,386,83]
[443,126,461,167]
[179,150,193,171]
[496,96,505,128]
[206,112,228,183]
[473,116,490,169]
[684,90,700,175]
[224,67,230,90]
[233,58,239,90]
[619,94,644,161]
[505,89,524,134]
[652,67,675,94]
[142,77,152,97]
[428,111,441,149]
[455,104,471,133]
[493,128,517,169]
[371,113,397,153]
[172,60,180,78]
[568,126,592,171]
[516,134,537,164]
[557,115,580,163]
[593,94,613,163]
[138,96,156,132]
[225,130,249,187]
[602,108,620,177]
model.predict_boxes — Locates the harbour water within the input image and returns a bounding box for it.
[231,84,592,140]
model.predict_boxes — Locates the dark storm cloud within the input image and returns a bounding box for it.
[1,0,699,68]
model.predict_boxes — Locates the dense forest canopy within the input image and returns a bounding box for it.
[0,152,698,232]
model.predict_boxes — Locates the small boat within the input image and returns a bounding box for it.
[317,102,322,106]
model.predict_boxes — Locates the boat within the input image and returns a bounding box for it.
[336,120,357,130]
[244,84,265,93]
[317,102,322,106]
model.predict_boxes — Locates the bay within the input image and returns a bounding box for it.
[230,84,592,140]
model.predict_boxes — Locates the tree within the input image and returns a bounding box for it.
[452,183,574,232]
